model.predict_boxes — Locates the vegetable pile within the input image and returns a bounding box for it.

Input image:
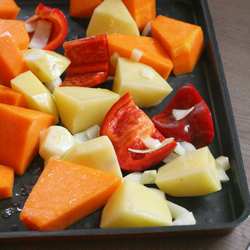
[0,0,231,231]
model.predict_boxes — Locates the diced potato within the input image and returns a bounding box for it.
[87,0,139,37]
[113,58,172,107]
[100,180,172,228]
[53,87,119,134]
[11,71,58,122]
[23,49,70,87]
[39,126,74,161]
[156,147,222,197]
[62,136,122,178]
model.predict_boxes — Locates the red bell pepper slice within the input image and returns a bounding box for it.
[152,84,214,148]
[62,72,108,87]
[28,3,68,50]
[100,93,177,172]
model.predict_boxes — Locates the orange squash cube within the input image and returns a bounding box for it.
[0,0,20,19]
[0,165,14,200]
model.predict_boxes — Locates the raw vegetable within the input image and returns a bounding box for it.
[152,84,214,148]
[155,147,222,197]
[216,156,230,171]
[70,0,102,17]
[113,57,172,107]
[100,93,176,172]
[11,71,59,122]
[152,15,204,75]
[26,3,68,50]
[123,172,142,183]
[62,136,122,179]
[73,125,100,144]
[0,165,14,200]
[108,34,173,79]
[0,35,27,86]
[0,85,26,107]
[86,0,139,37]
[0,103,54,175]
[53,87,119,134]
[39,126,75,161]
[100,180,172,228]
[20,158,121,231]
[141,170,157,185]
[0,19,29,49]
[0,0,20,19]
[122,0,156,30]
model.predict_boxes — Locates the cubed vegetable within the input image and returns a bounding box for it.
[0,0,20,19]
[0,165,14,200]
[70,0,102,17]
[0,85,26,107]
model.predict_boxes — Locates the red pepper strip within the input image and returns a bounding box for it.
[100,93,177,172]
[33,3,68,50]
[61,72,108,87]
[152,84,214,148]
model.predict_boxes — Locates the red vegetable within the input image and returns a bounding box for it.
[28,3,68,50]
[152,84,214,148]
[63,35,109,87]
[100,93,176,172]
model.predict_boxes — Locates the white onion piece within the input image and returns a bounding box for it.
[29,20,52,49]
[180,141,196,152]
[142,22,152,36]
[25,21,37,33]
[217,167,230,182]
[216,156,230,171]
[172,107,195,121]
[142,137,161,149]
[184,125,190,133]
[174,142,186,156]
[85,125,100,140]
[124,173,142,184]
[141,170,157,185]
[46,77,62,92]
[130,48,143,62]
[163,152,179,164]
[73,131,88,144]
[110,52,120,67]
[128,137,174,154]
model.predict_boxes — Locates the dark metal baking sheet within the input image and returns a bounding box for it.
[0,0,249,240]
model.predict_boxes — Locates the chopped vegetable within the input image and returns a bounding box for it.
[216,156,230,171]
[70,0,102,17]
[216,168,230,182]
[141,170,157,185]
[0,19,29,49]
[0,35,27,86]
[142,21,152,36]
[156,147,222,197]
[11,71,59,122]
[152,15,204,75]
[123,172,142,183]
[0,165,14,200]
[122,0,156,30]
[101,180,172,228]
[101,93,176,172]
[0,85,26,107]
[180,141,196,152]
[62,136,122,178]
[86,0,139,37]
[108,34,173,79]
[130,48,144,62]
[0,0,20,19]
[20,158,121,231]
[172,107,195,121]
[153,84,215,148]
[174,142,186,156]
[0,103,54,175]
[39,126,74,161]
[73,125,100,144]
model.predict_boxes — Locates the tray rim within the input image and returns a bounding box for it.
[0,0,249,240]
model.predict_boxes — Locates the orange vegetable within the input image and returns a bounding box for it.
[0,35,27,86]
[0,0,20,19]
[108,33,173,79]
[0,165,14,200]
[20,158,121,231]
[70,0,103,17]
[0,19,30,50]
[0,104,54,175]
[151,15,204,75]
[0,85,26,107]
[123,0,156,30]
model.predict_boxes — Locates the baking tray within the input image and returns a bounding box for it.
[0,0,249,241]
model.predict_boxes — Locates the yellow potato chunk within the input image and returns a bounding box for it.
[100,180,172,228]
[11,71,58,122]
[53,87,119,134]
[156,147,222,197]
[113,58,172,107]
[62,136,122,178]
[87,0,139,37]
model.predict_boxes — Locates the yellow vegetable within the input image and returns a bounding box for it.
[62,136,122,179]
[100,180,172,228]
[11,71,58,122]
[113,58,172,107]
[156,147,222,197]
[53,87,119,134]
[87,0,139,37]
